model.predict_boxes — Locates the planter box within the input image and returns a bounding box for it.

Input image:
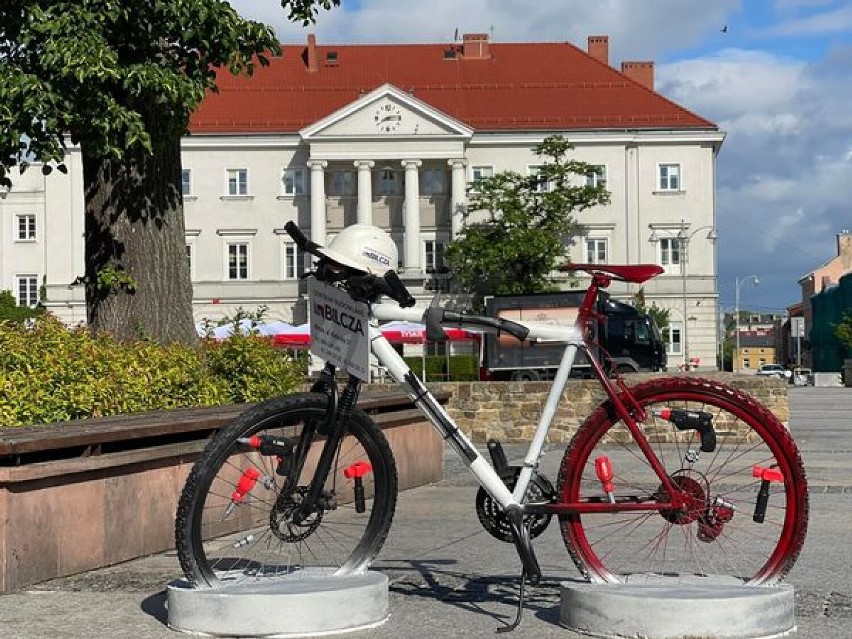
[0,393,445,592]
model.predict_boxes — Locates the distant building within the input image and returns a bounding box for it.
[796,231,852,368]
[736,331,777,371]
[809,271,852,372]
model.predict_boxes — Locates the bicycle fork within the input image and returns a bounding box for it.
[293,369,361,525]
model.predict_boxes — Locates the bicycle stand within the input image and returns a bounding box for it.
[498,506,542,634]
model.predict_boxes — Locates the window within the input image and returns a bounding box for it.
[667,320,682,356]
[185,244,193,272]
[472,165,493,182]
[330,170,354,196]
[659,237,682,268]
[378,168,399,195]
[424,240,445,273]
[181,169,192,197]
[586,165,607,188]
[586,238,607,264]
[282,168,306,196]
[283,241,304,279]
[16,214,36,241]
[16,275,39,307]
[227,243,249,280]
[743,359,751,370]
[227,169,249,196]
[423,169,444,195]
[530,165,550,192]
[658,164,680,191]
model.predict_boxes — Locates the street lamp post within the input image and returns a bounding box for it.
[650,220,717,370]
[734,275,760,372]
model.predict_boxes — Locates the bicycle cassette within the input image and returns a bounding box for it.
[475,468,555,543]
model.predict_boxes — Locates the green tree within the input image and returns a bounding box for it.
[0,1,339,344]
[834,312,852,351]
[633,287,670,335]
[444,135,610,305]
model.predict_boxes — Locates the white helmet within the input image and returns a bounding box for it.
[320,224,398,274]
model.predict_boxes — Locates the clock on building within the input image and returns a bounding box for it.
[373,102,403,133]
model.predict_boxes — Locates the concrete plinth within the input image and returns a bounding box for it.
[561,576,795,639]
[168,570,388,638]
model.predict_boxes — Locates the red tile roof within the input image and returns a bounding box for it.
[189,37,716,134]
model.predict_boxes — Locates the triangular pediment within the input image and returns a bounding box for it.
[300,83,473,139]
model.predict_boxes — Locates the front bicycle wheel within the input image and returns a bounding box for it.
[558,377,808,585]
[176,393,397,587]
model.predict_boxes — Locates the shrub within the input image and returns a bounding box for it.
[403,354,479,381]
[0,290,44,323]
[0,315,304,427]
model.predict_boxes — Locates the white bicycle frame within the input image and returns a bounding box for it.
[369,303,582,512]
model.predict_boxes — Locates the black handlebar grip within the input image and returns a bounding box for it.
[284,221,309,247]
[383,271,416,308]
[499,318,530,342]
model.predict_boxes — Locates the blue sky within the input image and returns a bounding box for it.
[230,0,852,314]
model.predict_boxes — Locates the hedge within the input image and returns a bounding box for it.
[403,354,479,381]
[0,316,304,427]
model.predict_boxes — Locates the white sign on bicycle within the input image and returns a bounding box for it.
[308,278,370,380]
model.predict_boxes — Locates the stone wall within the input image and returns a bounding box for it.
[421,373,790,444]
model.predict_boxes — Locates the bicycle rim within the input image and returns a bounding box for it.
[558,377,808,585]
[176,394,397,587]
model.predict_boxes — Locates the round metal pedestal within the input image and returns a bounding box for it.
[168,570,389,638]
[561,576,795,639]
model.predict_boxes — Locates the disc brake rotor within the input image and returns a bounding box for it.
[270,486,324,542]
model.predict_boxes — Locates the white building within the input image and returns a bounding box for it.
[0,34,724,369]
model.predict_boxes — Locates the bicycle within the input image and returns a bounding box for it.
[175,221,809,632]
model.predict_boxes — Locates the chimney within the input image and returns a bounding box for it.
[839,230,852,268]
[621,60,654,90]
[587,35,609,66]
[462,33,490,60]
[307,33,318,73]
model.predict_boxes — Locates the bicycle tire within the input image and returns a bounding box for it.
[558,376,808,585]
[175,393,398,587]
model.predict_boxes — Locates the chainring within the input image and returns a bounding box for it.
[475,468,555,543]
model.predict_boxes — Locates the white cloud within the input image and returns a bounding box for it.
[230,0,740,63]
[765,4,852,35]
[658,49,809,121]
[657,43,852,304]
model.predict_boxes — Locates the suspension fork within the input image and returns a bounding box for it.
[296,374,362,519]
[285,363,338,488]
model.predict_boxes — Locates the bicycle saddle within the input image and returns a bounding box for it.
[559,263,664,284]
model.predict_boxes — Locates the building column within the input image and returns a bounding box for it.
[401,159,422,272]
[448,158,467,238]
[354,160,374,225]
[307,160,327,246]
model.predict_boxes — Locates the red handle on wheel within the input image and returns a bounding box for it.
[344,461,372,480]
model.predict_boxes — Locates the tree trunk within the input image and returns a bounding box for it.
[82,136,196,344]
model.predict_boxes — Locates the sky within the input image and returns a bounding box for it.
[230,0,852,314]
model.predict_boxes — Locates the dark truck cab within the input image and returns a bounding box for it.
[482,291,667,381]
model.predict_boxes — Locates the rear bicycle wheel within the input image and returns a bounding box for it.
[175,393,397,587]
[558,377,808,585]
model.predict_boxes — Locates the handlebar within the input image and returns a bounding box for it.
[284,221,416,308]
[423,307,530,343]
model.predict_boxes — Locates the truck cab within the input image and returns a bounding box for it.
[481,291,666,381]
